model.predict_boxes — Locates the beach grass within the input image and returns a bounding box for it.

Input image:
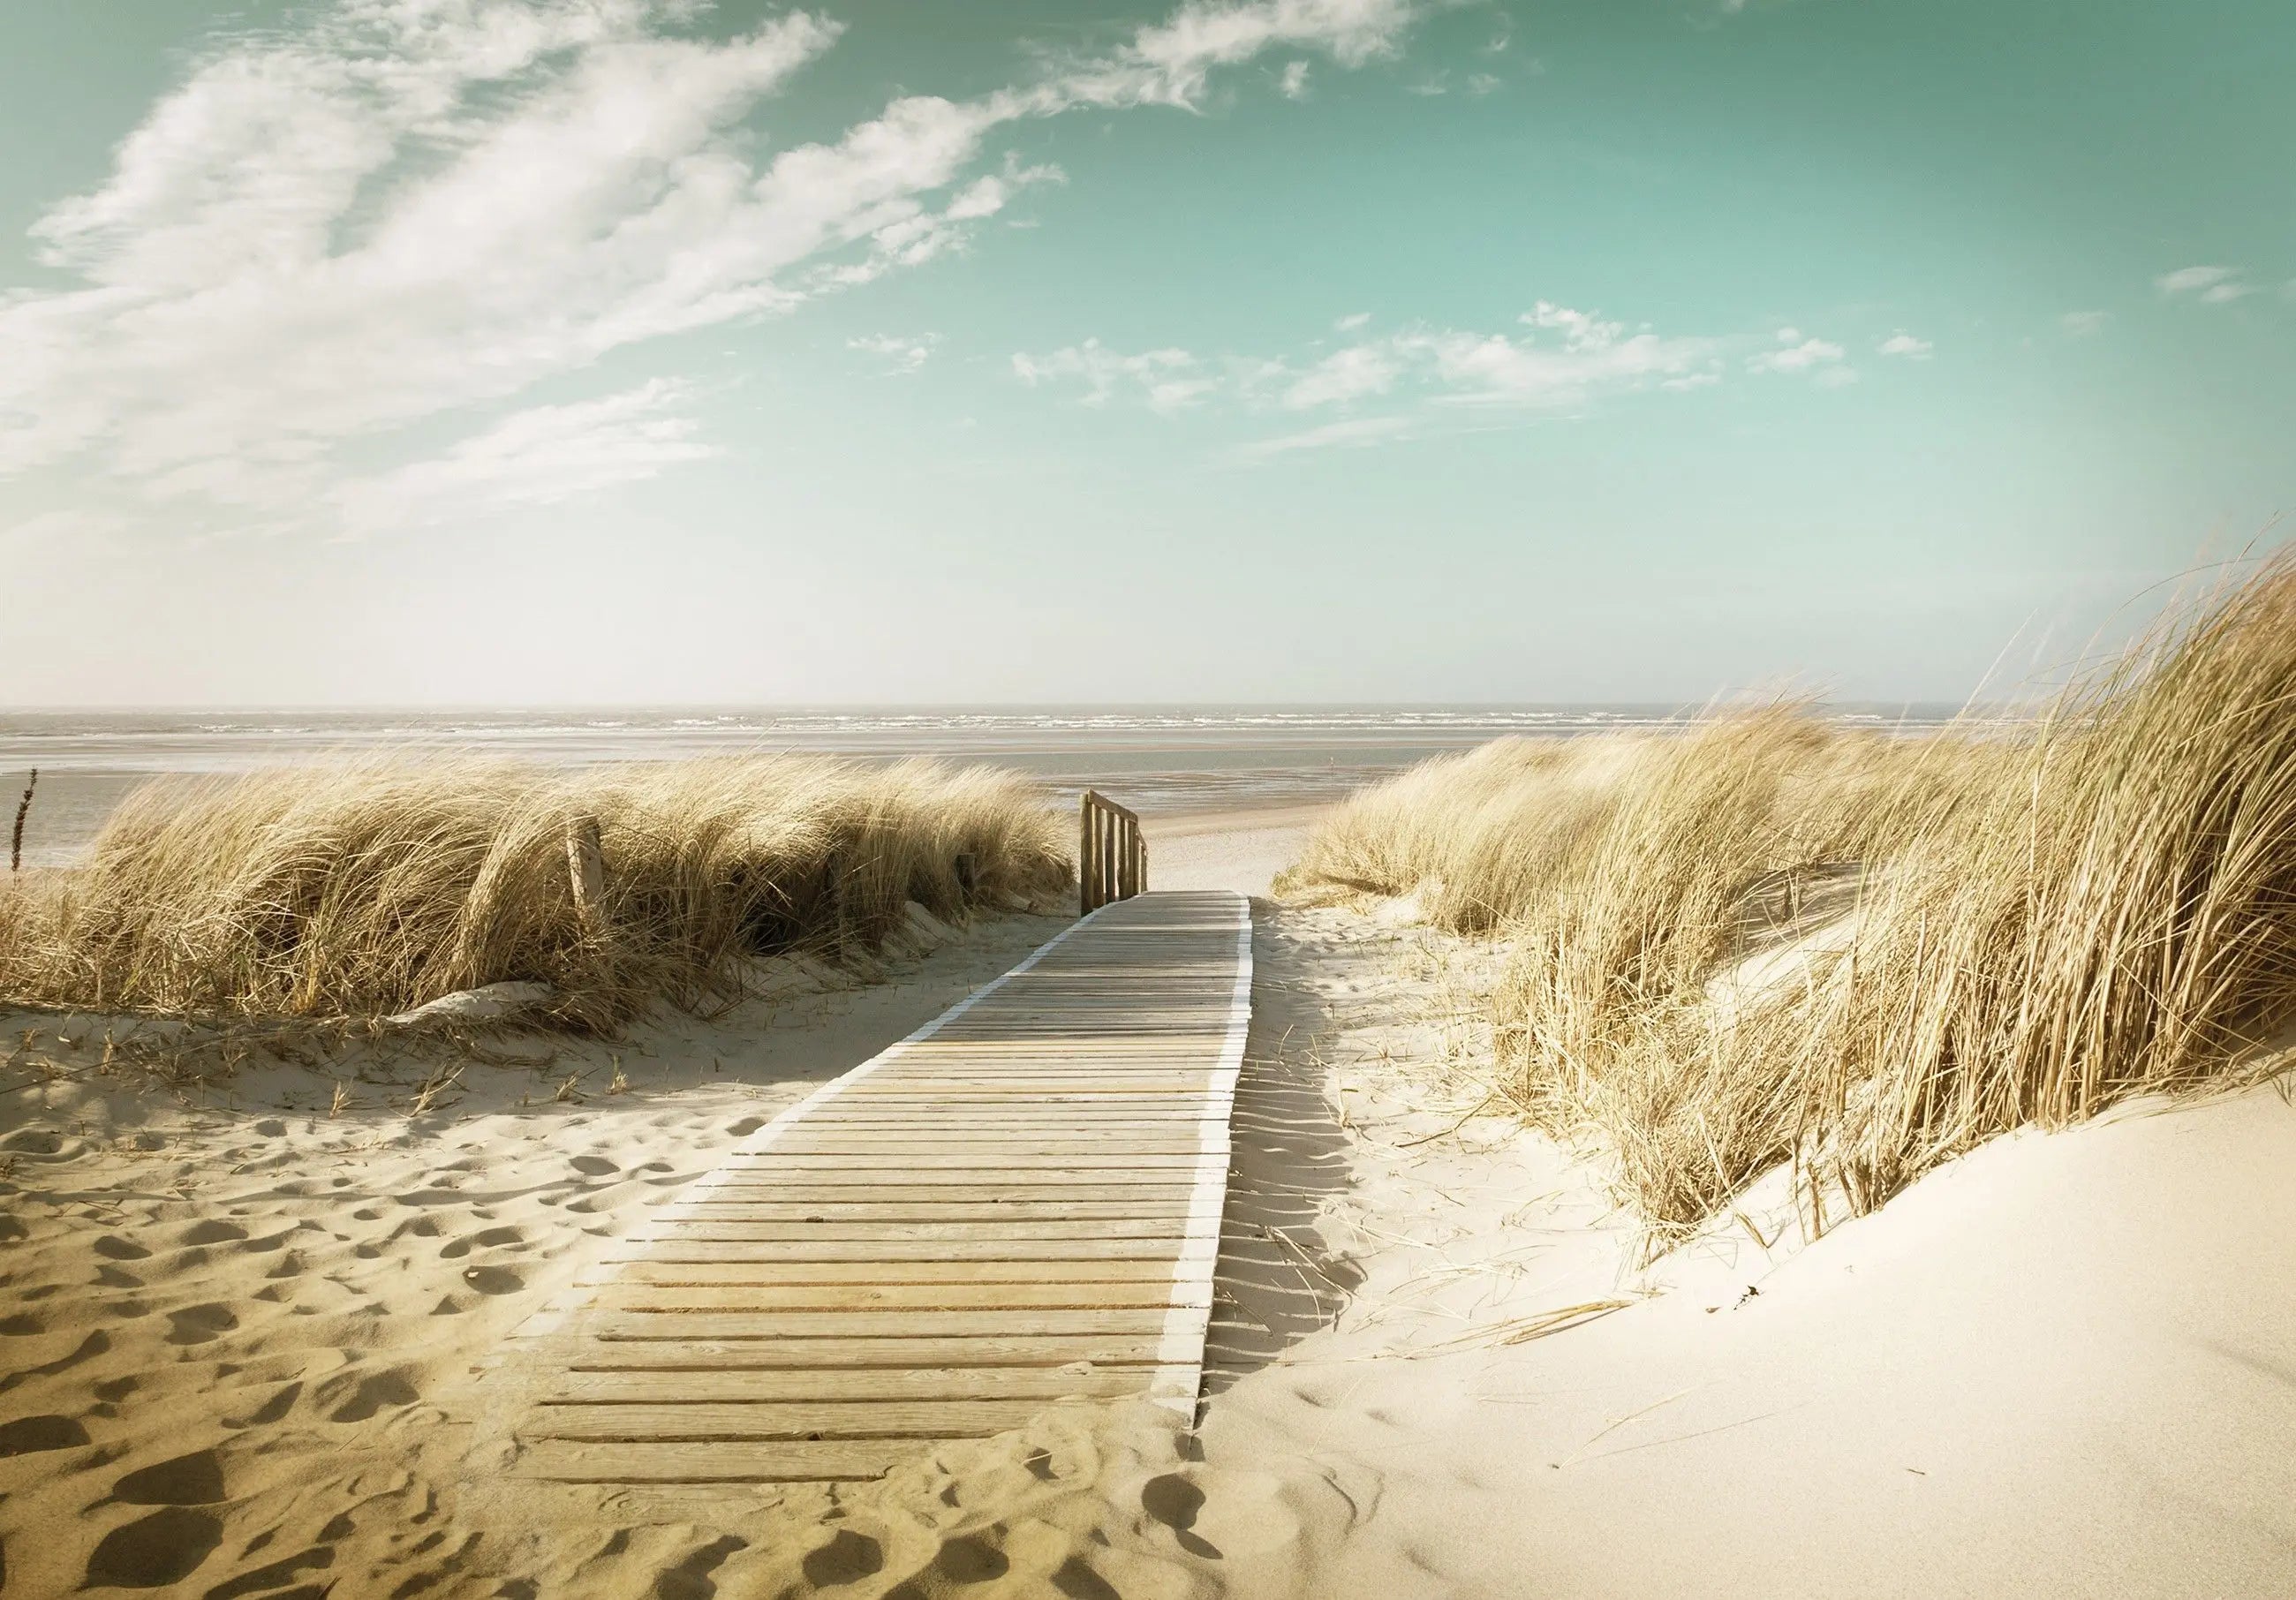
[1281,558,2296,1234]
[0,755,1070,1031]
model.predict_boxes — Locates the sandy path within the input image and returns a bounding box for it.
[1144,804,1327,898]
[0,912,1069,1596]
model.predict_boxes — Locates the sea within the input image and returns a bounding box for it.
[0,705,1964,868]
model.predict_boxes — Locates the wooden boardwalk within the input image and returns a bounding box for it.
[513,889,1251,1486]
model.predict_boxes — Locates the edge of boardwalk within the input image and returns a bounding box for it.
[524,890,1254,1426]
[1151,896,1251,1418]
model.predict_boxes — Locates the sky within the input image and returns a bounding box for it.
[0,0,2290,707]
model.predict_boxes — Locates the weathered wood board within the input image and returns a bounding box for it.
[511,889,1250,1486]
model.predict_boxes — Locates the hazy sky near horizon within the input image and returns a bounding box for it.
[0,0,2290,706]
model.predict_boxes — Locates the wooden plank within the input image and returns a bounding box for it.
[744,1150,1217,1164]
[548,1366,1150,1405]
[638,1220,1193,1242]
[515,889,1249,1488]
[529,1399,1052,1442]
[585,1307,1181,1341]
[605,1258,1185,1286]
[593,1281,1190,1313]
[670,1201,1197,1221]
[564,1334,1164,1369]
[608,1239,1193,1264]
[693,1179,1203,1198]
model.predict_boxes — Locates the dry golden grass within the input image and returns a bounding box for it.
[1285,559,2296,1236]
[0,755,1069,1031]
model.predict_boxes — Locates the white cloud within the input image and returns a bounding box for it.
[1335,311,1372,331]
[2061,310,2109,336]
[1748,328,1847,374]
[331,379,714,533]
[1019,298,1722,426]
[1877,331,1932,358]
[849,333,942,373]
[1279,60,1312,98]
[0,0,1430,532]
[1012,341,1219,413]
[2156,264,2252,303]
[1465,72,1502,94]
[1280,344,1401,408]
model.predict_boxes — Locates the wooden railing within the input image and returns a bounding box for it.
[1079,790,1147,914]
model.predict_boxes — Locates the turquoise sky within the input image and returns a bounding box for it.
[0,0,2289,705]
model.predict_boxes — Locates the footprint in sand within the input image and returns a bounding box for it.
[1142,1474,1222,1558]
[802,1530,884,1588]
[323,1369,419,1423]
[84,1506,223,1589]
[181,1220,248,1247]
[440,1226,524,1259]
[570,1155,618,1177]
[0,1311,46,1336]
[726,1117,765,1137]
[461,1265,524,1295]
[164,1303,239,1345]
[1050,1557,1124,1600]
[0,1414,90,1454]
[223,1381,300,1428]
[110,1448,227,1506]
[653,1534,747,1600]
[94,1235,151,1262]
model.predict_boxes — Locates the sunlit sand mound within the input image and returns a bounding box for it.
[1285,559,2296,1234]
[0,754,1070,1031]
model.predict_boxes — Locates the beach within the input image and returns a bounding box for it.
[4,788,2290,1596]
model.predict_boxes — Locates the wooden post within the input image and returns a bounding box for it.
[565,818,606,933]
[1101,810,1115,905]
[1079,790,1146,914]
[1079,796,1098,915]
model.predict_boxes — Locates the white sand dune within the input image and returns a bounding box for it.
[3,830,2290,1597]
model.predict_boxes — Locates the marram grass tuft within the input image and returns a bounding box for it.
[0,755,1071,1032]
[1284,558,2296,1236]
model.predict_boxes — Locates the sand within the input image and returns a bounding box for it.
[1143,804,1327,898]
[4,818,2292,1596]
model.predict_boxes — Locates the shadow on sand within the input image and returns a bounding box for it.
[1202,902,1363,1398]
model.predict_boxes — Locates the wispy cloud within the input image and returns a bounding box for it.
[1012,341,1220,413]
[1748,327,1850,381]
[1877,331,1932,359]
[2156,264,2253,303]
[331,379,714,534]
[0,0,1431,532]
[849,333,942,374]
[1279,344,1402,408]
[1235,414,1414,459]
[1278,59,1312,98]
[1017,299,1725,445]
[2061,310,2109,337]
